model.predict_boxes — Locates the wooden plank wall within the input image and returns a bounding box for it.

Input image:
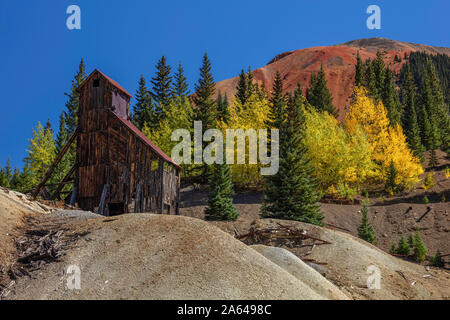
[76,76,180,215]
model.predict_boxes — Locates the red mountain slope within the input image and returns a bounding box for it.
[215,38,450,121]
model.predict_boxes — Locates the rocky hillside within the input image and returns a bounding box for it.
[215,38,450,120]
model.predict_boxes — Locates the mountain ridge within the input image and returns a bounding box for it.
[215,38,450,120]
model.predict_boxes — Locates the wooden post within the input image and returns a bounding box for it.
[175,169,181,215]
[159,159,164,214]
[32,127,79,199]
[98,184,109,216]
[69,186,78,206]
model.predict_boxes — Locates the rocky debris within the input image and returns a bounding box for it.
[251,245,349,300]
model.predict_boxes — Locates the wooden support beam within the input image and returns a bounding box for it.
[175,169,181,215]
[32,127,79,199]
[98,184,109,216]
[159,159,164,214]
[134,182,143,213]
[69,186,77,206]
[50,164,77,200]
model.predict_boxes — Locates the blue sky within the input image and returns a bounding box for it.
[0,0,449,168]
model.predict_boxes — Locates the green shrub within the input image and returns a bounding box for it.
[413,231,427,262]
[396,236,410,255]
[357,201,376,244]
[430,250,445,268]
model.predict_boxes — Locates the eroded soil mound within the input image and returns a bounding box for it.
[4,213,330,300]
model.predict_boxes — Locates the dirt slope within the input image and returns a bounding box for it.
[215,37,450,120]
[5,213,331,300]
[0,188,52,267]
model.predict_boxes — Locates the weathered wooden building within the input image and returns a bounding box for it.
[33,70,181,216]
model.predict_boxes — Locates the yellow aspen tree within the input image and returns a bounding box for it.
[346,87,423,191]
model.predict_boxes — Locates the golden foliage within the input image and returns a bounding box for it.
[345,87,423,190]
[304,106,375,197]
[219,93,271,190]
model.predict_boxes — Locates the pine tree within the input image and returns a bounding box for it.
[355,51,365,86]
[430,250,445,268]
[396,236,410,255]
[265,71,285,130]
[420,69,441,151]
[385,160,400,194]
[357,200,376,244]
[204,153,238,221]
[151,56,173,123]
[51,112,72,193]
[382,68,402,126]
[365,60,379,101]
[373,51,386,93]
[426,60,450,152]
[401,67,424,160]
[64,58,86,135]
[133,75,155,130]
[413,231,427,262]
[151,55,173,105]
[262,81,323,225]
[0,158,12,188]
[306,65,338,117]
[235,69,249,105]
[408,234,415,247]
[246,66,255,98]
[216,91,230,124]
[193,53,217,183]
[173,62,189,98]
[390,242,397,254]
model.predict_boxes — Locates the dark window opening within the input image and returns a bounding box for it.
[108,202,125,216]
[93,79,100,87]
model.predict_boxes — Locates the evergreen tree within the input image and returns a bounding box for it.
[430,250,445,268]
[51,112,72,193]
[373,51,386,93]
[385,161,400,194]
[426,60,450,152]
[235,69,249,105]
[365,60,379,101]
[173,62,189,98]
[216,91,230,124]
[64,58,86,135]
[413,231,427,262]
[357,200,376,244]
[204,152,238,221]
[396,236,410,255]
[420,68,441,150]
[390,242,397,254]
[355,51,365,86]
[382,68,402,126]
[262,81,323,225]
[0,158,12,188]
[246,66,255,98]
[193,53,217,183]
[133,75,155,130]
[306,65,338,117]
[151,56,173,122]
[408,234,415,247]
[401,66,424,160]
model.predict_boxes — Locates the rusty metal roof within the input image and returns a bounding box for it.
[110,111,181,169]
[79,69,133,98]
